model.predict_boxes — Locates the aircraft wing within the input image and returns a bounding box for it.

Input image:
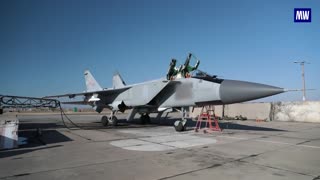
[146,80,181,106]
[44,87,131,99]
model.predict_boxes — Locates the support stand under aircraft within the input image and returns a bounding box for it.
[45,53,285,132]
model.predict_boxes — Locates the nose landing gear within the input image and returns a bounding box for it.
[174,119,187,132]
[173,107,188,132]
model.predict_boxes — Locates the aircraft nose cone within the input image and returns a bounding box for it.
[219,80,284,104]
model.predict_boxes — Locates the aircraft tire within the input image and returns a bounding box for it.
[140,114,149,124]
[145,114,151,124]
[174,121,184,132]
[110,116,118,126]
[101,116,108,126]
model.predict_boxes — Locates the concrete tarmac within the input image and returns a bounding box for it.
[0,113,320,180]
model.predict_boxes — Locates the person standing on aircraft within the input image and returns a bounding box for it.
[167,53,200,79]
[167,59,179,80]
[181,53,200,78]
[187,59,200,72]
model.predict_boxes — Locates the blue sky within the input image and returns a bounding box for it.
[1,0,319,102]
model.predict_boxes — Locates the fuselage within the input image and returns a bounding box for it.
[94,76,284,113]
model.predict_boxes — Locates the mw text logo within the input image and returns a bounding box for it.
[294,8,311,23]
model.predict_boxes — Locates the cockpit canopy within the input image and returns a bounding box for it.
[191,69,217,78]
[166,53,223,83]
[191,69,223,83]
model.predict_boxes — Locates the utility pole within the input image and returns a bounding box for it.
[294,61,309,101]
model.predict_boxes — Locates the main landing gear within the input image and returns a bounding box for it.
[101,111,118,127]
[173,107,188,132]
[140,113,151,124]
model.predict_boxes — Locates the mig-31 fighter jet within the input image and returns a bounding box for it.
[45,53,284,131]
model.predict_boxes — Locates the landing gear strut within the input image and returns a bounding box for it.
[101,111,118,127]
[174,107,188,132]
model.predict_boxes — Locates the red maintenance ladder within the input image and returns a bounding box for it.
[194,106,221,133]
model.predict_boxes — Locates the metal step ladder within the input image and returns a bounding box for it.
[194,105,221,133]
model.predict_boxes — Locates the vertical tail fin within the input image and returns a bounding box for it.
[112,72,126,89]
[84,70,102,92]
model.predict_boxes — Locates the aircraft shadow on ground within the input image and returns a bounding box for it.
[18,116,287,132]
[152,117,286,132]
[79,117,286,132]
[217,122,286,131]
[72,120,160,130]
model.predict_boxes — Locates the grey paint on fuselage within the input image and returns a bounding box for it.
[159,78,221,108]
[110,79,170,107]
[109,77,221,110]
